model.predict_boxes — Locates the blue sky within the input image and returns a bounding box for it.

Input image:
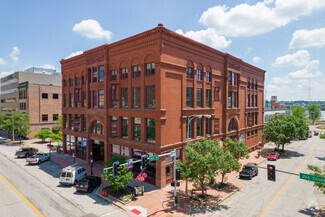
[1,0,325,101]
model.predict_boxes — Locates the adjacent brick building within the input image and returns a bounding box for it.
[60,24,266,188]
[0,68,62,138]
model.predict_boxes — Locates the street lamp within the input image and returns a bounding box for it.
[186,114,211,146]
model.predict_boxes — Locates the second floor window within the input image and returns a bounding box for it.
[121,117,128,139]
[197,117,202,137]
[197,88,202,107]
[206,118,211,135]
[121,68,128,79]
[42,114,48,122]
[70,93,74,107]
[64,94,67,107]
[111,70,117,80]
[228,71,237,86]
[197,70,202,80]
[186,87,193,107]
[133,118,141,141]
[69,79,73,86]
[110,116,117,137]
[206,89,211,107]
[228,91,237,108]
[186,68,193,78]
[75,77,80,86]
[133,87,141,108]
[133,65,141,77]
[121,88,128,108]
[206,72,211,82]
[92,90,97,108]
[214,87,220,101]
[92,67,98,82]
[99,90,104,108]
[146,63,155,75]
[82,92,86,107]
[146,118,155,143]
[146,86,155,108]
[99,66,104,82]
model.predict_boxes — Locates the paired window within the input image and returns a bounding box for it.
[121,68,128,79]
[146,86,155,108]
[19,103,26,110]
[91,120,103,135]
[186,68,193,79]
[228,119,237,131]
[146,63,155,75]
[133,118,141,141]
[110,70,117,80]
[132,65,141,77]
[121,88,128,108]
[133,87,141,108]
[146,119,155,143]
[228,71,237,86]
[186,88,193,107]
[228,92,237,108]
[92,67,98,82]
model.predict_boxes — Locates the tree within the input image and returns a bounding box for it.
[34,129,53,142]
[0,113,8,130]
[292,106,306,119]
[102,165,133,193]
[13,111,30,143]
[53,115,62,133]
[177,154,196,197]
[219,150,241,185]
[49,131,62,142]
[295,118,309,140]
[223,138,249,161]
[181,138,223,196]
[307,104,321,125]
[307,165,325,194]
[262,115,296,152]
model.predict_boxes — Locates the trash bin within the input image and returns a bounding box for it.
[134,186,144,196]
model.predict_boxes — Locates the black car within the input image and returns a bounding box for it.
[239,163,258,180]
[15,147,38,158]
[76,176,101,193]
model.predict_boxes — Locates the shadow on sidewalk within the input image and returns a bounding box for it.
[260,148,304,159]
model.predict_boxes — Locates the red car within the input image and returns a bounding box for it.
[268,152,279,161]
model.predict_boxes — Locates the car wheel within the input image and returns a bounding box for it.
[249,176,252,180]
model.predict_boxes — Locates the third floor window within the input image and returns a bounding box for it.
[132,65,141,77]
[186,68,193,79]
[197,88,202,107]
[146,63,155,75]
[146,86,155,108]
[92,67,98,82]
[186,87,193,107]
[99,66,104,82]
[205,72,211,82]
[110,70,117,80]
[133,87,141,108]
[197,70,202,80]
[121,68,128,79]
[121,88,128,108]
[228,71,237,86]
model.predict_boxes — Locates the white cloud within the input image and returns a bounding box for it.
[175,28,232,49]
[198,0,325,37]
[73,19,112,41]
[245,47,252,55]
[253,56,261,63]
[273,50,310,67]
[65,51,83,59]
[39,64,56,70]
[0,47,20,66]
[289,28,325,48]
[0,58,7,65]
[0,70,14,79]
[288,60,321,79]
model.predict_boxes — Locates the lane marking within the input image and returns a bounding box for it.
[0,173,45,217]
[257,138,320,217]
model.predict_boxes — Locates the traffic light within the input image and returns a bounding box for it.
[267,164,276,181]
[141,155,148,170]
[176,168,181,180]
[113,161,120,178]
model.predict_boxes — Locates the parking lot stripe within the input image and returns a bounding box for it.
[257,138,320,217]
[0,173,45,217]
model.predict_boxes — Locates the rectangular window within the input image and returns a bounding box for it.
[251,95,254,107]
[197,70,202,80]
[92,90,97,108]
[74,89,80,107]
[206,117,211,135]
[228,71,232,85]
[70,93,74,107]
[197,118,202,137]
[133,118,141,141]
[146,119,155,143]
[69,78,73,86]
[132,65,141,77]
[70,114,74,130]
[255,95,257,107]
[111,116,117,137]
[247,113,253,127]
[197,88,202,107]
[121,117,128,139]
[186,68,193,78]
[120,68,128,79]
[247,94,250,107]
[53,114,58,121]
[42,114,48,122]
[133,87,141,108]
[82,115,86,132]
[255,113,258,125]
[42,93,48,99]
[255,82,258,90]
[99,66,104,82]
[121,88,128,108]
[146,86,155,108]
[64,80,67,87]
[110,84,117,108]
[92,67,98,82]
[214,87,220,101]
[186,87,193,107]
[205,72,211,82]
[75,77,80,86]
[186,119,193,139]
[53,93,59,99]
[63,114,68,129]
[214,118,220,134]
[146,63,155,75]
[74,115,80,132]
[232,92,236,107]
[99,90,104,108]
[64,94,67,107]
[228,92,232,107]
[110,70,117,80]
[206,89,211,107]
[82,92,86,107]
[232,72,236,86]
[82,76,86,85]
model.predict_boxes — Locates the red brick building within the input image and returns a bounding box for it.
[60,24,265,188]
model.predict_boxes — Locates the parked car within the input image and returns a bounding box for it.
[0,137,11,144]
[15,147,38,158]
[268,152,280,161]
[239,163,258,179]
[26,153,50,165]
[76,176,101,193]
[59,165,87,185]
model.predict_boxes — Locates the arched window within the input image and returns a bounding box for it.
[91,121,104,135]
[228,119,237,132]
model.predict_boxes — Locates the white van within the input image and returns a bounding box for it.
[59,164,87,185]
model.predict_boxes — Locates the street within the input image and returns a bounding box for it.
[0,143,133,217]
[214,136,325,217]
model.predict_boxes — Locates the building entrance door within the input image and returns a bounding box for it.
[92,140,104,161]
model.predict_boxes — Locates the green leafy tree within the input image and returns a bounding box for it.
[0,113,8,130]
[307,165,325,194]
[49,131,62,143]
[262,115,296,152]
[177,153,196,197]
[102,165,133,193]
[53,115,62,133]
[295,118,309,140]
[34,129,53,142]
[307,104,321,125]
[219,150,241,184]
[292,106,306,119]
[13,111,30,143]
[223,138,249,161]
[182,138,223,196]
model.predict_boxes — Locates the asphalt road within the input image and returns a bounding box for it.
[0,144,133,217]
[213,136,325,217]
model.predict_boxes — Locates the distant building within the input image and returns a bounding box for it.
[270,96,285,109]
[0,68,62,138]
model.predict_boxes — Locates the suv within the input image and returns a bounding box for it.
[15,147,38,158]
[76,176,101,193]
[59,164,87,185]
[239,163,258,180]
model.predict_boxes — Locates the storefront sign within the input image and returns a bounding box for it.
[81,140,88,147]
[112,144,120,154]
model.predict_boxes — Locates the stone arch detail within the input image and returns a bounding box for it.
[226,116,239,132]
[87,119,105,135]
[144,53,156,63]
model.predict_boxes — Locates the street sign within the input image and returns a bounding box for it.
[127,159,133,169]
[170,150,176,157]
[300,173,325,184]
[149,155,159,162]
[81,140,88,147]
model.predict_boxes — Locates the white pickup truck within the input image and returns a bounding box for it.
[26,153,50,165]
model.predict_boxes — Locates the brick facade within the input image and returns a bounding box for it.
[61,24,266,188]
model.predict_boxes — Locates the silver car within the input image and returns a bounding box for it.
[26,153,51,165]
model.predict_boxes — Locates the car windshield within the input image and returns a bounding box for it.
[78,180,89,185]
[270,153,277,156]
[35,154,43,157]
[244,166,252,170]
[18,148,23,151]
